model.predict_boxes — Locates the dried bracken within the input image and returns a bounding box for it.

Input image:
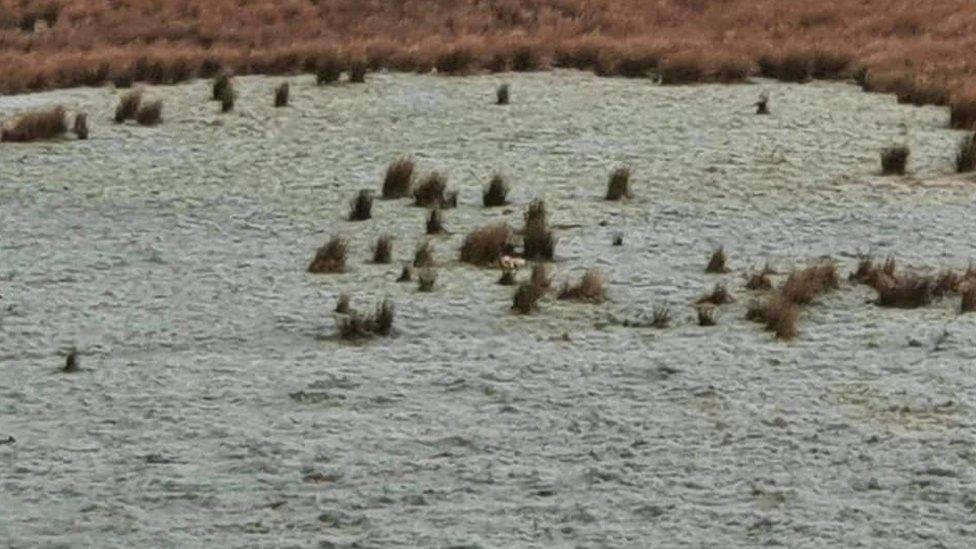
[558,269,606,303]
[460,224,514,266]
[308,235,347,274]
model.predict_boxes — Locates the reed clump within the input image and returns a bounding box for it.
[881,145,909,175]
[1,106,66,142]
[134,99,163,126]
[483,175,509,207]
[308,235,347,273]
[382,157,414,199]
[605,167,632,200]
[114,88,143,123]
[558,269,606,303]
[373,235,392,264]
[460,224,514,266]
[274,82,290,107]
[339,298,394,340]
[349,190,373,221]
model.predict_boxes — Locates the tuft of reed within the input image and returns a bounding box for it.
[134,99,162,126]
[956,132,976,173]
[705,247,729,273]
[762,296,799,340]
[933,269,960,298]
[483,175,509,207]
[63,349,79,373]
[417,268,437,292]
[373,235,392,264]
[696,283,734,305]
[460,223,513,266]
[413,240,435,268]
[881,145,909,175]
[1,106,67,142]
[962,287,976,313]
[335,293,351,314]
[114,88,143,123]
[426,208,445,234]
[745,299,767,322]
[746,271,772,291]
[874,274,932,308]
[850,255,896,288]
[274,82,290,107]
[413,172,454,208]
[522,199,555,261]
[72,113,88,140]
[605,167,632,200]
[218,81,235,112]
[308,235,347,274]
[696,305,717,326]
[512,280,545,314]
[396,265,413,282]
[339,298,394,340]
[382,157,414,199]
[349,60,366,83]
[780,263,839,305]
[558,269,606,303]
[349,189,373,221]
[652,305,671,328]
[212,72,230,100]
[496,84,509,105]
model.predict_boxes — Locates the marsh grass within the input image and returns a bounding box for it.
[308,235,347,273]
[382,157,414,199]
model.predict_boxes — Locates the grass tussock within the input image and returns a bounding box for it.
[780,263,839,305]
[382,157,414,199]
[413,240,435,268]
[850,255,897,288]
[697,283,734,305]
[612,233,623,246]
[496,84,509,105]
[308,235,347,274]
[274,82,290,107]
[558,269,606,303]
[349,60,367,83]
[933,269,961,298]
[881,145,909,175]
[529,262,552,291]
[218,82,235,112]
[397,265,413,282]
[950,97,976,131]
[705,247,729,273]
[413,172,456,208]
[1,106,66,142]
[956,133,976,173]
[339,298,394,340]
[212,73,230,101]
[874,274,932,308]
[349,190,373,221]
[652,305,671,328]
[114,88,143,123]
[962,287,976,313]
[426,208,445,234]
[762,297,799,340]
[372,235,392,264]
[746,271,773,290]
[135,99,163,126]
[605,167,632,200]
[512,280,545,314]
[73,113,88,140]
[460,223,514,266]
[755,92,770,114]
[483,175,509,207]
[522,199,555,261]
[417,268,437,292]
[499,269,517,286]
[335,294,351,314]
[696,305,717,326]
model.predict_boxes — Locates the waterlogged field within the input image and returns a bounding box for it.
[2,71,976,548]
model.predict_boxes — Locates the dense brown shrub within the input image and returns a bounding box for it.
[1,106,67,142]
[73,113,88,140]
[697,283,734,305]
[275,82,290,107]
[483,175,509,207]
[308,235,347,273]
[558,269,606,303]
[114,89,143,123]
[335,294,351,314]
[373,235,392,264]
[382,157,414,199]
[460,224,514,266]
[417,268,437,292]
[413,240,435,268]
[339,298,394,340]
[962,287,976,312]
[956,133,976,173]
[705,247,729,273]
[426,208,444,234]
[874,275,932,308]
[606,167,632,200]
[349,190,373,221]
[135,99,163,126]
[413,172,455,208]
[496,84,510,105]
[881,146,909,175]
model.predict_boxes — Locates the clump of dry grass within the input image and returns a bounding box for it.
[558,269,606,303]
[413,172,456,208]
[762,297,799,340]
[114,88,143,123]
[496,84,509,105]
[529,262,552,290]
[881,145,909,175]
[780,263,839,305]
[874,274,933,308]
[758,52,812,82]
[308,236,347,273]
[705,247,729,273]
[522,199,555,261]
[382,157,414,199]
[373,235,392,264]
[349,190,373,221]
[696,283,734,305]
[746,271,773,290]
[212,72,230,101]
[950,98,976,131]
[335,293,351,314]
[417,268,437,292]
[933,269,961,298]
[956,132,976,173]
[696,305,717,326]
[73,113,88,140]
[1,106,67,142]
[316,56,342,84]
[135,99,163,126]
[755,92,770,114]
[605,167,632,200]
[512,280,545,314]
[274,82,289,107]
[483,175,509,207]
[652,305,671,328]
[218,81,235,112]
[397,266,413,282]
[426,208,445,234]
[850,255,896,288]
[413,240,435,268]
[339,298,394,340]
[961,286,976,313]
[460,223,514,266]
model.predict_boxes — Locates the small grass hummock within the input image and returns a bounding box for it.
[212,72,231,101]
[316,57,342,85]
[460,224,514,266]
[850,255,896,288]
[382,157,414,199]
[512,280,545,315]
[652,305,671,328]
[134,99,163,126]
[956,132,976,173]
[780,263,839,305]
[114,88,143,123]
[372,235,392,264]
[72,113,88,140]
[496,84,509,105]
[696,305,717,326]
[308,235,347,274]
[349,189,373,221]
[397,265,413,282]
[612,233,623,246]
[218,82,235,113]
[417,268,437,292]
[522,199,555,261]
[413,240,435,268]
[558,269,606,303]
[349,60,367,83]
[961,286,976,313]
[274,82,290,107]
[755,92,770,115]
[63,348,80,373]
[696,283,734,305]
[746,271,773,291]
[933,269,961,298]
[1,106,67,142]
[605,167,632,200]
[335,293,351,314]
[413,172,455,208]
[881,145,909,175]
[483,175,509,207]
[762,296,799,340]
[339,298,394,340]
[705,246,729,273]
[874,274,933,309]
[426,208,445,234]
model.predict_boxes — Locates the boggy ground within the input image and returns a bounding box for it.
[2,71,976,547]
